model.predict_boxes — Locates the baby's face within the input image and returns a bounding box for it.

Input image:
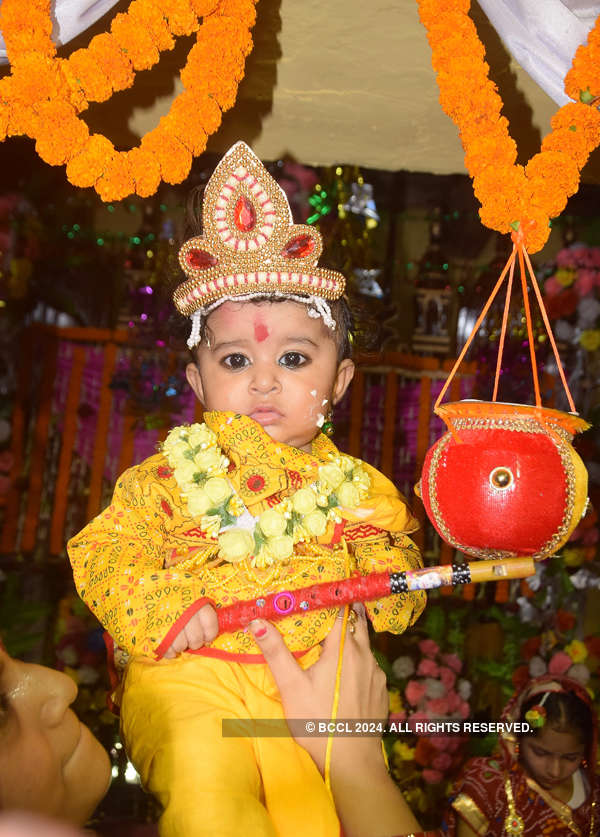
[187,301,354,451]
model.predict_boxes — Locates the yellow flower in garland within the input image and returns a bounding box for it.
[562,546,586,567]
[389,689,404,714]
[565,639,588,664]
[163,423,371,568]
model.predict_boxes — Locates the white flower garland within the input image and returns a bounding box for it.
[161,423,371,568]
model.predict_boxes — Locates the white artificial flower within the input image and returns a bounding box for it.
[424,678,446,699]
[391,655,415,679]
[567,663,591,685]
[457,679,472,701]
[529,655,547,677]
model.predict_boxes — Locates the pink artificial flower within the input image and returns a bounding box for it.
[446,691,462,713]
[548,651,573,675]
[441,653,462,673]
[405,680,427,707]
[458,700,470,718]
[388,711,407,722]
[555,249,577,269]
[575,270,596,297]
[431,736,462,753]
[417,659,439,677]
[543,276,563,298]
[439,666,457,690]
[422,768,444,784]
[590,249,600,269]
[427,697,449,716]
[432,752,453,771]
[419,639,440,658]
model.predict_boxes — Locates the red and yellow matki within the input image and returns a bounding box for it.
[420,401,589,561]
[173,141,345,318]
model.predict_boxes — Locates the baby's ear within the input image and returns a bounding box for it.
[185,362,206,405]
[332,359,355,404]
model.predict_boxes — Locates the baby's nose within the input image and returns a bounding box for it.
[250,365,280,392]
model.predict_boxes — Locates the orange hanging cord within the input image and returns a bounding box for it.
[434,233,577,414]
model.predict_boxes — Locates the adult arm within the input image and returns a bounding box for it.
[250,606,422,837]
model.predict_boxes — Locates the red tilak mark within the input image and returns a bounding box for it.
[254,321,269,342]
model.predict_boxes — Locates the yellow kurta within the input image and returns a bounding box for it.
[68,412,425,837]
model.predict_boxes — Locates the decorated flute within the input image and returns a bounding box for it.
[216,556,535,634]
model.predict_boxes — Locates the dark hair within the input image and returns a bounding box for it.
[519,690,593,753]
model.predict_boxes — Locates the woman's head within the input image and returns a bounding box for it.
[517,687,592,790]
[0,641,110,824]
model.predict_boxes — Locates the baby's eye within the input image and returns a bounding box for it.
[221,353,250,370]
[279,351,309,369]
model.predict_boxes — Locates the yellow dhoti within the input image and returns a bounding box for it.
[120,650,341,837]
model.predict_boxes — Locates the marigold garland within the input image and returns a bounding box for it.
[0,0,257,201]
[417,0,600,252]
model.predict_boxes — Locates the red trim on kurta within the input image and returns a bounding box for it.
[154,597,215,659]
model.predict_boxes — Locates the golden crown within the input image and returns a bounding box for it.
[173,142,346,318]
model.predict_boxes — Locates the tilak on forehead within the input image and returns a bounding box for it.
[173,142,346,350]
[254,317,269,342]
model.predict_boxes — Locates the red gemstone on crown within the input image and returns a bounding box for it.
[282,235,315,258]
[186,248,217,269]
[234,196,256,232]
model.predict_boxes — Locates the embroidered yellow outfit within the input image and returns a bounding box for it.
[69,412,425,837]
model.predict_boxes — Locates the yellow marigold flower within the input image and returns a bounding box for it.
[142,127,192,185]
[580,330,600,352]
[562,547,585,567]
[555,268,576,288]
[565,639,588,664]
[96,155,135,202]
[392,740,415,761]
[389,689,404,714]
[110,12,159,71]
[259,508,287,538]
[218,528,254,563]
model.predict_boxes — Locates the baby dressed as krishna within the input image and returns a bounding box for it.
[68,142,426,837]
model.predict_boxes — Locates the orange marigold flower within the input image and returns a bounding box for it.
[219,0,258,28]
[526,151,580,197]
[0,1,54,60]
[88,33,134,94]
[125,147,162,198]
[67,48,113,103]
[34,100,89,165]
[129,1,175,52]
[9,54,62,107]
[161,0,200,37]
[552,103,600,146]
[0,103,9,142]
[541,129,590,169]
[189,0,221,16]
[141,126,192,184]
[110,12,159,71]
[96,154,135,202]
[66,134,116,188]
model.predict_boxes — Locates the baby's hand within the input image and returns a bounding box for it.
[162,603,219,658]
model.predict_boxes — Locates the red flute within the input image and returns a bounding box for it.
[216,556,534,634]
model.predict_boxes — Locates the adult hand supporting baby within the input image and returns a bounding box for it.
[250,606,422,837]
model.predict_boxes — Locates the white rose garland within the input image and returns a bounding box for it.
[161,423,371,568]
